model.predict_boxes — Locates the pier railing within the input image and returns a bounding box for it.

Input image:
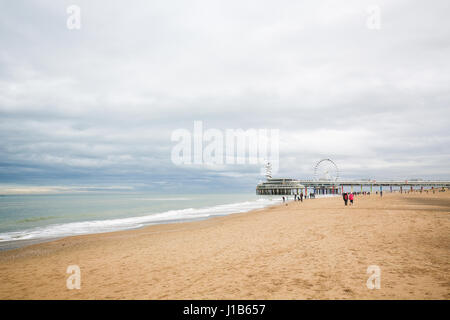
[296,180,450,187]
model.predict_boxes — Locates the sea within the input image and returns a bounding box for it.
[0,192,284,250]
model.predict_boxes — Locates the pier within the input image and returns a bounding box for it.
[256,160,450,196]
[256,178,305,195]
[256,179,450,196]
[297,180,450,194]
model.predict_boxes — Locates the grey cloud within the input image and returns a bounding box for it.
[0,0,449,192]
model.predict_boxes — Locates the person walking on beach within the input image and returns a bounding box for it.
[300,192,304,202]
[349,193,354,205]
[343,192,348,206]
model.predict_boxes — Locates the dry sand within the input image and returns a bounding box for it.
[0,191,449,299]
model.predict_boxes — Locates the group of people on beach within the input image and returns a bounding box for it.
[342,192,354,206]
[283,187,447,207]
[283,192,356,206]
[282,193,304,203]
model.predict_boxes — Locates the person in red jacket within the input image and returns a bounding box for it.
[349,193,354,205]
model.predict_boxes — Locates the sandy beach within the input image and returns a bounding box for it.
[0,191,449,300]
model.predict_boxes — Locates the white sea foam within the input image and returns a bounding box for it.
[0,198,279,243]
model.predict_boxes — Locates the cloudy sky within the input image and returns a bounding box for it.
[0,0,449,193]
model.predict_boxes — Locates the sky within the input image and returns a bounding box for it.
[0,0,449,193]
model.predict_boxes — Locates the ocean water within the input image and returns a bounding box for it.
[0,193,282,250]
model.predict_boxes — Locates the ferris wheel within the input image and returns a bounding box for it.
[314,159,340,182]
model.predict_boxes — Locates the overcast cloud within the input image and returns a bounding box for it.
[0,0,449,193]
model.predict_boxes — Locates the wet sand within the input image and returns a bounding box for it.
[0,191,449,299]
